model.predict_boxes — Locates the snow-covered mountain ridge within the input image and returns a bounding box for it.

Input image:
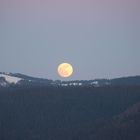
[0,73,22,84]
[0,72,140,87]
[0,72,52,87]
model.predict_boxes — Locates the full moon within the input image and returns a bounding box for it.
[58,63,73,78]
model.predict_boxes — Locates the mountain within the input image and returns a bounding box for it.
[0,73,140,140]
[0,72,22,87]
[89,102,140,140]
[0,72,53,87]
[0,72,140,87]
[0,83,140,140]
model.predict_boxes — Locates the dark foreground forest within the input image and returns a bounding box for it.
[0,86,140,140]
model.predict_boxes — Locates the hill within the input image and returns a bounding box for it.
[0,86,140,140]
[1,72,140,87]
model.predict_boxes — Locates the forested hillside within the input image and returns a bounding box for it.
[0,86,140,140]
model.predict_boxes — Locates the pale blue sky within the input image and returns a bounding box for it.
[0,0,140,80]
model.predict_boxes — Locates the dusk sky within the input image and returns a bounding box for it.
[0,0,140,80]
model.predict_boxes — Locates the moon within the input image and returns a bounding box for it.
[58,63,73,78]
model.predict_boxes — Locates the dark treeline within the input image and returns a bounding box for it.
[0,86,140,140]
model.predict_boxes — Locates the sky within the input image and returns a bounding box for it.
[0,0,140,80]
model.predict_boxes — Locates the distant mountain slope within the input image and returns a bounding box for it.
[0,72,140,87]
[0,73,22,87]
[0,73,22,84]
[110,76,140,86]
[0,72,53,87]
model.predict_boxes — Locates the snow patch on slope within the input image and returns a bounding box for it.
[91,81,99,85]
[61,82,83,86]
[0,74,22,84]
